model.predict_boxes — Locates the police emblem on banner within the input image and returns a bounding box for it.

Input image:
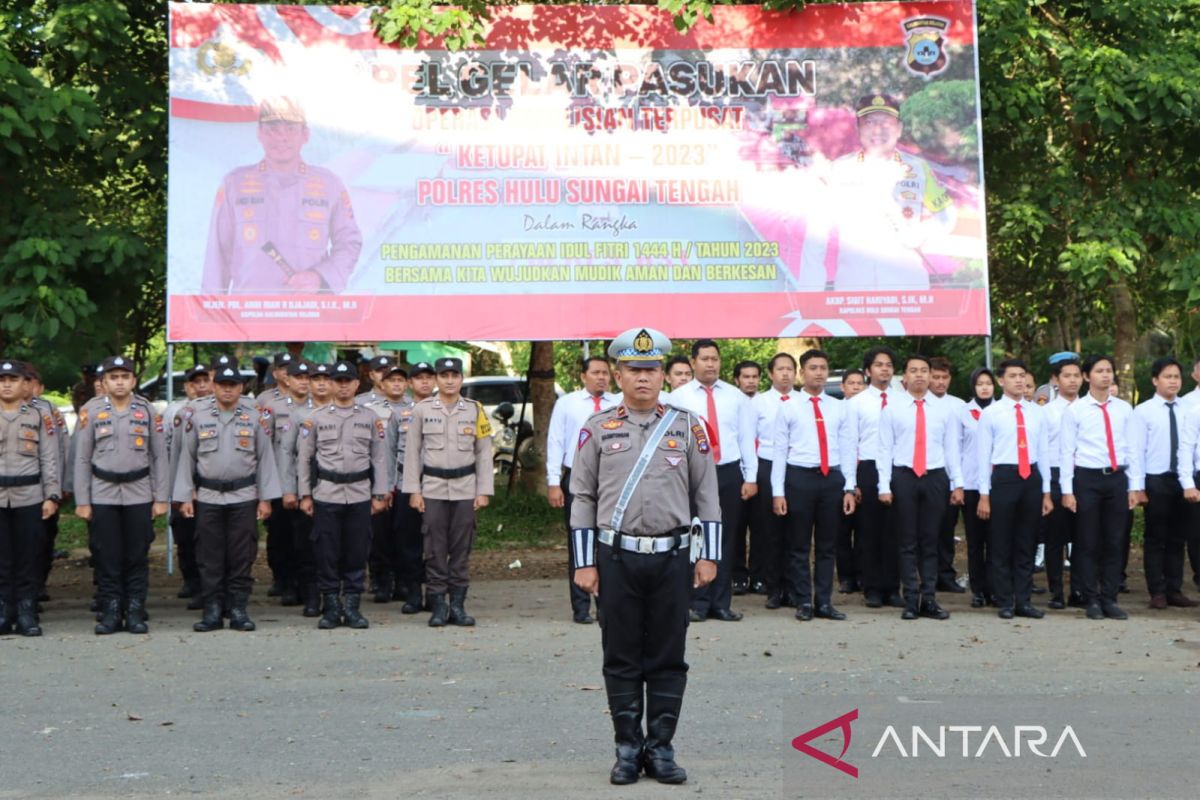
[902,16,950,78]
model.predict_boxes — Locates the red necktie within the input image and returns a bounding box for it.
[1015,402,1031,479]
[703,385,722,463]
[811,396,829,476]
[780,394,790,402]
[912,398,926,476]
[592,394,602,412]
[1099,401,1118,470]
[880,391,888,409]
[969,409,981,421]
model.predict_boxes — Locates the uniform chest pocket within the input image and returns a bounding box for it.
[456,423,476,452]
[234,429,256,453]
[17,428,39,456]
[197,430,220,453]
[600,439,633,457]
[657,434,687,454]
[93,425,115,450]
[350,433,371,456]
[423,419,446,450]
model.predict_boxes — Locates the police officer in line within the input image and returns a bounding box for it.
[0,360,61,637]
[297,360,390,630]
[569,328,721,785]
[165,363,212,606]
[366,362,411,603]
[356,354,392,405]
[280,360,328,617]
[390,361,436,613]
[20,364,69,603]
[175,363,281,632]
[259,351,310,605]
[74,356,169,635]
[403,357,494,627]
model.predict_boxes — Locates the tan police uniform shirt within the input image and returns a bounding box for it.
[73,395,168,506]
[0,403,61,507]
[173,401,282,505]
[402,396,495,500]
[296,404,390,503]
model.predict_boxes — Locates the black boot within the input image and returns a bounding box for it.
[15,599,42,637]
[302,583,321,618]
[606,677,645,785]
[343,593,369,629]
[372,578,391,604]
[280,581,302,607]
[427,593,449,627]
[643,677,687,784]
[401,583,423,614]
[125,597,149,635]
[228,593,256,631]
[193,598,224,632]
[448,587,475,626]
[0,598,13,635]
[267,577,284,597]
[177,580,196,599]
[318,594,343,629]
[95,598,123,635]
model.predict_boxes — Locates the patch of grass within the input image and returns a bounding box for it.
[476,489,564,550]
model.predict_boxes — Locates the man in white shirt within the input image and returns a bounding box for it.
[1181,355,1200,590]
[929,357,967,594]
[1039,357,1083,609]
[771,350,856,621]
[664,356,693,391]
[976,360,1053,619]
[1130,357,1197,609]
[546,357,618,624]
[752,353,797,610]
[836,369,867,594]
[730,360,763,593]
[878,354,963,620]
[1059,355,1138,620]
[1180,355,1200,411]
[670,340,758,621]
[847,347,903,608]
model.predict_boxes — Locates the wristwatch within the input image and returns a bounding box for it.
[48,495,61,503]
[373,494,387,501]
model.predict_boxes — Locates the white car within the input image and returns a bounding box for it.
[459,376,563,431]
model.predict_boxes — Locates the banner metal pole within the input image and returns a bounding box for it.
[165,343,175,577]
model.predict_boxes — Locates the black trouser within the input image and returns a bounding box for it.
[1040,468,1073,597]
[312,500,371,594]
[596,541,691,684]
[266,498,295,586]
[961,490,991,597]
[170,508,201,589]
[781,465,842,608]
[1071,468,1128,606]
[423,498,475,594]
[752,458,789,596]
[38,511,59,594]
[857,460,898,598]
[289,508,316,588]
[91,503,153,603]
[691,461,744,615]
[0,504,43,604]
[392,489,425,587]
[892,467,948,600]
[988,466,1042,608]
[368,501,395,586]
[195,500,258,601]
[1143,473,1187,597]
[835,506,861,587]
[732,494,759,585]
[938,500,959,585]
[561,467,592,615]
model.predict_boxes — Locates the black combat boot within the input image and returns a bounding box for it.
[15,599,42,637]
[125,597,149,635]
[177,580,195,599]
[229,593,256,631]
[280,581,302,607]
[193,598,224,632]
[0,598,13,635]
[302,583,321,617]
[401,583,423,614]
[95,598,123,635]
[447,587,475,626]
[318,594,343,629]
[267,577,284,597]
[342,593,369,629]
[372,576,392,604]
[642,676,688,784]
[427,593,449,627]
[606,677,645,785]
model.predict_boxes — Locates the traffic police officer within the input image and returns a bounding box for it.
[175,363,281,632]
[297,360,390,629]
[570,328,721,785]
[403,357,494,627]
[0,360,61,636]
[74,355,168,635]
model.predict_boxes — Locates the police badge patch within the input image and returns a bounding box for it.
[578,428,592,450]
[903,16,950,78]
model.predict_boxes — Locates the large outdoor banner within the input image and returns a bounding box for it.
[167,1,989,342]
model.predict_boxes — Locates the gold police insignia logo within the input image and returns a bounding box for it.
[902,16,950,78]
[633,329,654,353]
[197,39,251,77]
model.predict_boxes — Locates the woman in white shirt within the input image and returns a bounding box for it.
[961,368,995,607]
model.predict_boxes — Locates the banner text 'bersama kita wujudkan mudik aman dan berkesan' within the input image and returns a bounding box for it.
[166,1,990,342]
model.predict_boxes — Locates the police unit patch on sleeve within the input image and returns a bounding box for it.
[300,420,313,438]
[155,414,164,433]
[691,423,710,454]
[375,418,386,439]
[78,409,89,429]
[578,428,592,450]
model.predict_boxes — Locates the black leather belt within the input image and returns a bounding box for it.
[1076,466,1127,476]
[93,465,150,484]
[196,475,257,492]
[0,473,41,488]
[424,465,475,479]
[316,466,371,484]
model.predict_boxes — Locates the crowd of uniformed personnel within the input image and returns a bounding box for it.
[0,350,493,637]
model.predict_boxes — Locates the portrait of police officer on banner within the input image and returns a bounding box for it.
[201,97,363,295]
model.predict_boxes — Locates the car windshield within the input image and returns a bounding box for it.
[462,382,526,406]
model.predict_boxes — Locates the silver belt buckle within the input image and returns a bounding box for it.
[636,537,654,554]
